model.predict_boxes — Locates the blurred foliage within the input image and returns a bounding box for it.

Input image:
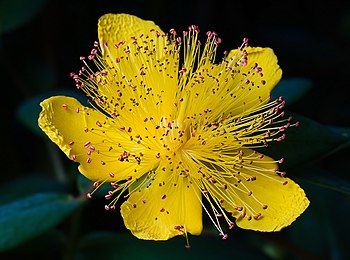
[1,0,350,259]
[0,193,81,251]
[0,0,47,35]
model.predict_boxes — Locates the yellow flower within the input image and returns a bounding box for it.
[38,13,309,241]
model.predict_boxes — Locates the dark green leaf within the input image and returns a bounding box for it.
[76,232,268,260]
[296,167,350,196]
[0,192,81,251]
[329,126,350,139]
[288,181,346,259]
[272,78,313,105]
[0,174,66,205]
[0,0,47,34]
[15,90,87,136]
[1,230,65,259]
[261,113,350,170]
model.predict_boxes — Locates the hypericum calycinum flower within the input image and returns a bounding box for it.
[38,13,309,241]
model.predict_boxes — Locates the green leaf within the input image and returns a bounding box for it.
[272,78,313,105]
[0,174,66,205]
[76,232,268,260]
[296,167,350,196]
[2,230,65,259]
[0,0,47,34]
[0,192,81,251]
[288,182,346,259]
[261,113,350,170]
[15,90,87,136]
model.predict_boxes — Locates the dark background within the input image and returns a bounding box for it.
[1,0,350,259]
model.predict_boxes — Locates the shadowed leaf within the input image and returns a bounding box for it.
[261,113,350,170]
[0,193,81,251]
[272,78,313,105]
[0,0,47,34]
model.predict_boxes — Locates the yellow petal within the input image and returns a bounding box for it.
[226,47,282,116]
[96,14,177,122]
[38,96,154,182]
[98,13,165,61]
[181,47,282,123]
[121,165,202,240]
[209,149,309,232]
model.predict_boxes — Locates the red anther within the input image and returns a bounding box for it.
[69,141,75,146]
[277,134,286,142]
[295,121,300,127]
[84,127,89,133]
[229,223,235,229]
[279,126,286,132]
[161,194,167,200]
[160,207,165,212]
[110,205,116,210]
[90,48,97,55]
[86,193,92,199]
[179,67,187,74]
[88,55,94,60]
[105,205,110,210]
[86,157,92,163]
[278,158,285,164]
[126,176,132,181]
[243,37,249,43]
[93,181,100,187]
[279,171,287,177]
[216,37,222,44]
[109,172,115,178]
[283,180,288,185]
[79,56,85,60]
[185,244,191,249]
[62,104,68,109]
[115,57,121,63]
[93,41,99,47]
[96,121,102,127]
[101,160,106,165]
[254,213,262,220]
[69,72,76,78]
[84,141,91,148]
[104,194,112,200]
[278,101,286,108]
[255,67,262,72]
[262,205,268,209]
[174,225,182,230]
[71,154,77,161]
[103,42,108,47]
[221,234,228,240]
[169,28,177,35]
[206,31,212,37]
[89,146,95,152]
